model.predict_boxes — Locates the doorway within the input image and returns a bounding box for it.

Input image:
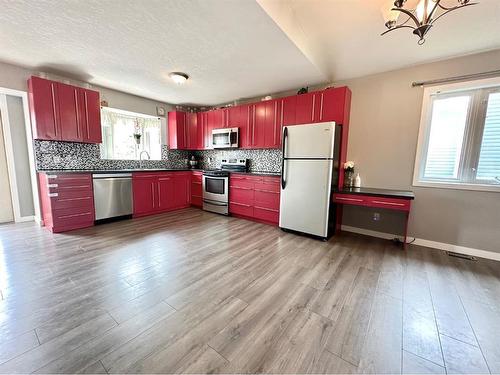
[0,113,14,223]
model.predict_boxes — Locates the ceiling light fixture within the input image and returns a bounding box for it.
[381,0,477,45]
[169,72,189,85]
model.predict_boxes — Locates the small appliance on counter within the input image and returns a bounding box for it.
[188,156,198,169]
[202,159,247,215]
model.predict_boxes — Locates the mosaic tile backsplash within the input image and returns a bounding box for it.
[34,140,282,173]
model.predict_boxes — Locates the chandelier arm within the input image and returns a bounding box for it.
[399,16,412,27]
[426,0,442,23]
[391,7,421,28]
[431,3,478,24]
[437,1,478,11]
[381,25,417,36]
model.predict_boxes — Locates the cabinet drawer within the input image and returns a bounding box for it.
[52,207,94,228]
[262,176,281,184]
[254,182,280,194]
[229,178,254,189]
[191,182,202,197]
[254,206,279,224]
[254,190,280,210]
[51,195,94,210]
[230,186,254,204]
[229,202,253,217]
[365,196,411,211]
[191,173,202,183]
[332,194,366,205]
[45,174,92,187]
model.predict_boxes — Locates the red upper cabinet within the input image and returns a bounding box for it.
[28,76,102,143]
[28,77,59,140]
[295,92,316,125]
[186,112,198,150]
[81,88,102,143]
[57,83,80,142]
[282,95,297,126]
[168,111,186,150]
[264,100,281,148]
[319,87,350,124]
[252,102,266,148]
[239,104,253,149]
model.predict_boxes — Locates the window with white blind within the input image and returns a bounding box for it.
[100,107,163,160]
[414,78,500,192]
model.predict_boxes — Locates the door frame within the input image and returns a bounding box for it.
[0,87,40,223]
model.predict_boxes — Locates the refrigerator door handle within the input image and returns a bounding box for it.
[281,127,288,190]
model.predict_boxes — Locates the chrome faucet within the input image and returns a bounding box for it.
[139,150,150,169]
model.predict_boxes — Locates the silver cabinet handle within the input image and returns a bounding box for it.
[254,206,278,212]
[230,201,251,207]
[335,197,363,202]
[47,184,58,188]
[372,200,405,206]
[48,193,59,197]
[254,189,279,194]
[47,175,58,179]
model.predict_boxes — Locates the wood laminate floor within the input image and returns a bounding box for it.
[0,208,499,374]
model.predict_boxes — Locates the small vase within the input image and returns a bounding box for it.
[344,171,354,188]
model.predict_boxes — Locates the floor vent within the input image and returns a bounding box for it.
[446,251,477,261]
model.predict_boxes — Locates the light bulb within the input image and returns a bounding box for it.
[169,72,189,85]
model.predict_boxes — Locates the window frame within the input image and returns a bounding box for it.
[413,76,500,193]
[99,107,166,161]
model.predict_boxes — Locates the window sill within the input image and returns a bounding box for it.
[413,180,500,193]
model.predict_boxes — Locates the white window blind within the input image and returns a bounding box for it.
[477,92,500,182]
[423,95,470,180]
[414,78,500,192]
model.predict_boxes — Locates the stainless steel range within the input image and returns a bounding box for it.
[202,159,247,215]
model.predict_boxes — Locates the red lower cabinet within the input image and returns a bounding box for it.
[132,172,190,217]
[191,171,203,207]
[229,174,280,225]
[38,173,95,233]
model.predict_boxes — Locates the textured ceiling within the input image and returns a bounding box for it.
[1,0,499,106]
[0,0,325,105]
[258,0,500,81]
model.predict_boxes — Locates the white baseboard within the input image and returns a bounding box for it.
[16,215,35,223]
[341,225,500,262]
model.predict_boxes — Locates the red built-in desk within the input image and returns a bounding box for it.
[333,187,415,249]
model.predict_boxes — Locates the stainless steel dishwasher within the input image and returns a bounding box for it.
[92,173,133,221]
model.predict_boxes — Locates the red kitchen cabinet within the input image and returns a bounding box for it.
[28,77,59,140]
[318,87,350,124]
[133,175,157,215]
[239,104,253,149]
[251,102,266,148]
[282,95,296,126]
[191,171,203,207]
[38,173,95,233]
[295,92,322,125]
[229,174,280,225]
[186,112,198,150]
[168,111,186,150]
[28,76,102,143]
[133,172,190,217]
[264,99,282,148]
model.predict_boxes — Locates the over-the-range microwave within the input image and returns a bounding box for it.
[212,127,239,149]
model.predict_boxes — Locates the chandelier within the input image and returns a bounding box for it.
[381,0,477,44]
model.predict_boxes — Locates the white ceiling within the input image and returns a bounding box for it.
[258,0,500,82]
[0,0,325,105]
[0,0,499,105]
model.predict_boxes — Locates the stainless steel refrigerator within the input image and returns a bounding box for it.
[279,122,341,239]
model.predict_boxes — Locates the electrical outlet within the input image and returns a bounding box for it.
[373,212,381,221]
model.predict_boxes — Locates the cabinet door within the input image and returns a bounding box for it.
[157,176,175,211]
[320,87,347,124]
[295,92,316,125]
[82,89,102,143]
[227,106,240,128]
[196,112,205,150]
[186,113,198,150]
[168,111,186,149]
[252,102,266,148]
[264,100,281,148]
[133,177,156,215]
[28,77,60,140]
[282,95,296,126]
[239,104,252,149]
[57,83,80,142]
[173,174,190,208]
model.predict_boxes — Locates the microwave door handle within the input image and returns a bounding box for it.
[281,127,288,190]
